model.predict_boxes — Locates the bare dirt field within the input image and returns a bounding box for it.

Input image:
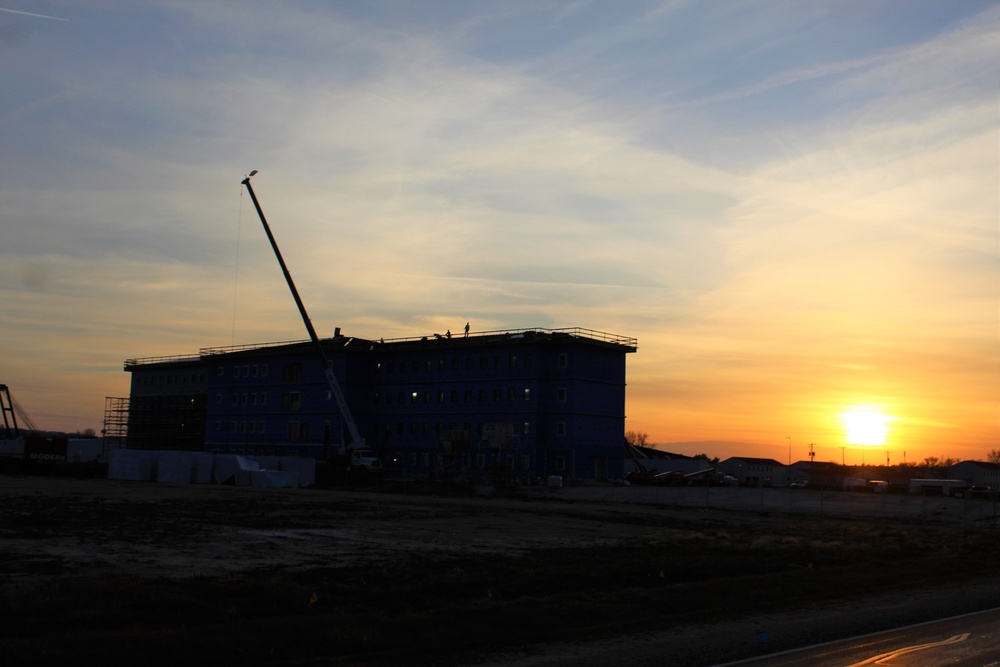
[2,474,999,666]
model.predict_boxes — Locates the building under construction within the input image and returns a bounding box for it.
[116,327,636,481]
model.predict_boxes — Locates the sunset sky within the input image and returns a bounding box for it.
[2,1,997,465]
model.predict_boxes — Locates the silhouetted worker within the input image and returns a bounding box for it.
[464,322,470,337]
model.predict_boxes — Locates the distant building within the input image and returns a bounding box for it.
[116,327,637,482]
[718,456,787,486]
[949,461,1000,489]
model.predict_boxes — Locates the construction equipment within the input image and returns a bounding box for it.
[240,172,365,457]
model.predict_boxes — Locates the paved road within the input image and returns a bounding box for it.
[721,607,1000,666]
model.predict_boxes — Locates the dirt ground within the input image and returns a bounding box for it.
[2,474,1000,666]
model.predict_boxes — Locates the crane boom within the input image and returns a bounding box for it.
[240,174,364,450]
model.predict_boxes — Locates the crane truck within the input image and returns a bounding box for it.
[241,172,380,472]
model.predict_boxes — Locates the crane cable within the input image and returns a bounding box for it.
[231,183,243,346]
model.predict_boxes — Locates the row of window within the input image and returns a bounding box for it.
[377,387,534,405]
[220,388,569,409]
[220,352,571,382]
[406,452,535,471]
[139,373,206,386]
[224,364,273,378]
[218,419,569,440]
[378,354,541,374]
[202,448,570,474]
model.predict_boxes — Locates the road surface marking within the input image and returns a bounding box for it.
[847,633,971,666]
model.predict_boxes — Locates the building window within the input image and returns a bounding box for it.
[509,355,517,368]
[437,391,445,403]
[557,422,566,437]
[423,391,431,404]
[557,388,566,402]
[422,453,430,467]
[409,453,417,467]
[493,389,501,402]
[258,421,265,433]
[287,422,300,440]
[464,390,472,403]
[411,392,419,404]
[283,364,302,381]
[523,422,530,435]
[260,393,267,405]
[216,394,222,404]
[477,453,485,468]
[231,394,238,406]
[508,388,516,402]
[556,456,566,471]
[523,388,531,401]
[240,393,248,405]
[524,354,532,367]
[243,365,249,377]
[558,353,568,368]
[261,365,268,377]
[450,390,459,403]
[479,389,487,402]
[252,365,258,377]
[282,392,301,411]
[521,455,530,470]
[250,393,256,405]
[214,421,221,431]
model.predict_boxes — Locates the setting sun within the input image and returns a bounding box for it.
[840,406,892,446]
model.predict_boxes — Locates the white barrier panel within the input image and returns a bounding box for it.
[191,452,214,484]
[108,450,314,488]
[107,449,156,482]
[156,451,193,484]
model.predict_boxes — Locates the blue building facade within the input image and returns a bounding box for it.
[123,327,637,481]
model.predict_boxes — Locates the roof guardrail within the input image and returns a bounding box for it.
[123,354,202,368]
[126,327,637,367]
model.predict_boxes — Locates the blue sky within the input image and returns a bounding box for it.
[1,1,997,463]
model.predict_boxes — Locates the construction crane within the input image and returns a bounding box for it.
[1,383,39,438]
[240,172,365,454]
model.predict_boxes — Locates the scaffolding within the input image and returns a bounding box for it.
[103,396,129,456]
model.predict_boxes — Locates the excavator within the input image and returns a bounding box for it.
[241,172,379,471]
